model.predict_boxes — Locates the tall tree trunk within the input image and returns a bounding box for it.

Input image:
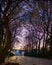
[38,39,41,51]
[45,18,50,49]
[50,27,52,57]
[36,42,37,50]
[0,0,11,64]
[43,31,45,48]
[0,14,11,64]
[0,0,11,65]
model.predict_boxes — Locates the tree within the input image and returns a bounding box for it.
[0,0,52,63]
[0,0,12,63]
[0,0,25,64]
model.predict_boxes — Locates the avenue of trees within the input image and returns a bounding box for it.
[0,0,52,64]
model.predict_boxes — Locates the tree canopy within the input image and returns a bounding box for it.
[0,0,52,64]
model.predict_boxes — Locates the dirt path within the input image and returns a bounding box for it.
[5,56,52,65]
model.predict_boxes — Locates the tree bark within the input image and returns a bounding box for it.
[50,27,52,57]
[0,0,11,63]
[0,14,11,64]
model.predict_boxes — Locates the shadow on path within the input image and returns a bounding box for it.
[5,63,19,65]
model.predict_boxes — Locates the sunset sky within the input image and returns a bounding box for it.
[13,23,43,50]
